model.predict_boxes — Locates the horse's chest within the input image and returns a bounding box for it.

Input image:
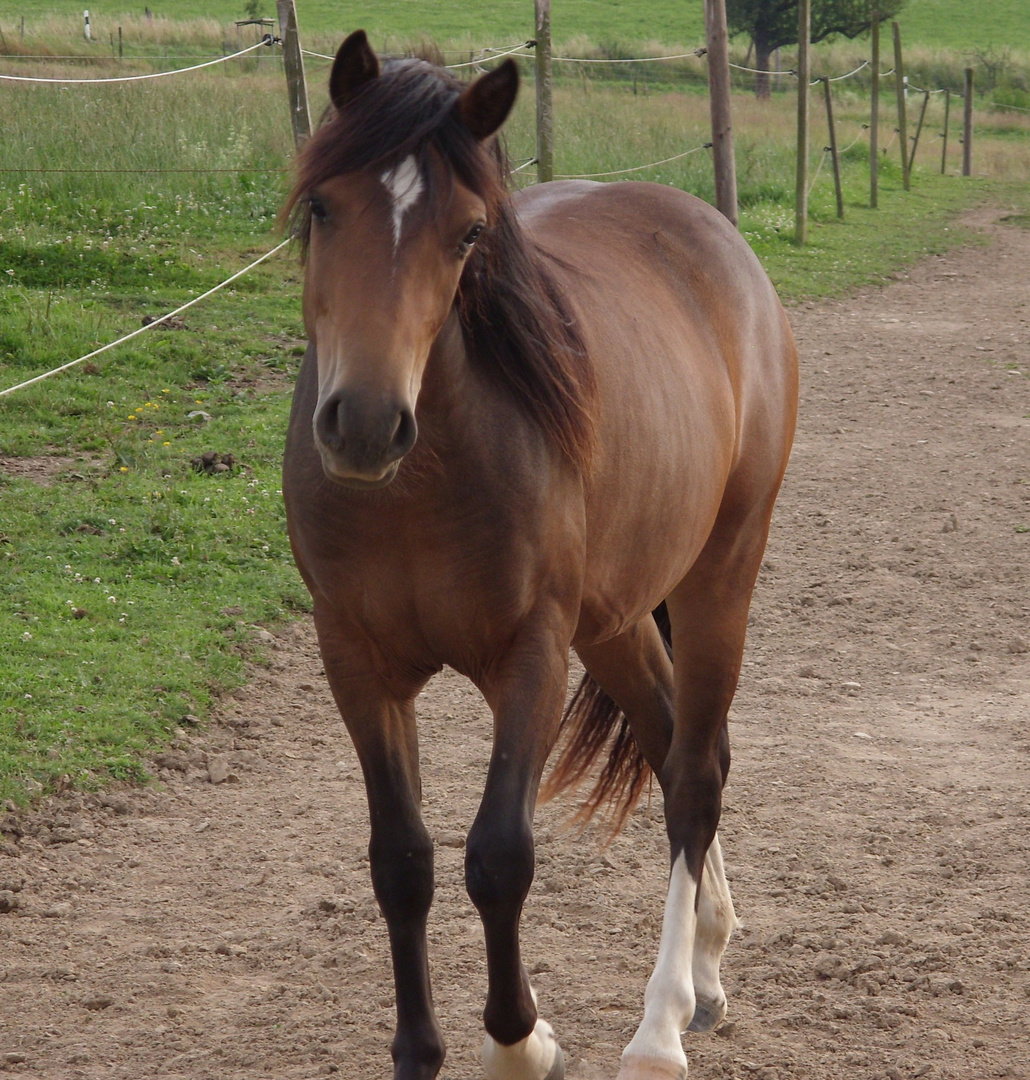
[313,509,550,659]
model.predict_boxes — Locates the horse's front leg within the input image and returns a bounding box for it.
[467,624,571,1080]
[314,603,444,1080]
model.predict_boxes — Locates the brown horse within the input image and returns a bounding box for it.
[281,31,797,1080]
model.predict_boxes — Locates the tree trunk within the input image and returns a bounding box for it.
[754,38,773,100]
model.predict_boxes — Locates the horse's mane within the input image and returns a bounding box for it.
[280,57,596,472]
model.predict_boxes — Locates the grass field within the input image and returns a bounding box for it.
[2,0,1030,52]
[1,16,1029,803]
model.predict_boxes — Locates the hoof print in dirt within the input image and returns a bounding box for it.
[191,452,237,475]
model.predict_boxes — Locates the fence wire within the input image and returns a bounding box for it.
[556,142,712,180]
[0,239,292,399]
[0,37,273,84]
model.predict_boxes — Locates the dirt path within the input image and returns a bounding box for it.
[2,212,1029,1080]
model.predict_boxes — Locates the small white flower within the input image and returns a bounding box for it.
[108,519,116,525]
[107,596,117,603]
[21,631,32,640]
[171,557,180,566]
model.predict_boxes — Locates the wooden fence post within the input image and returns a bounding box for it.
[892,21,909,190]
[795,0,811,244]
[870,12,879,208]
[823,77,844,219]
[909,88,930,167]
[962,67,973,176]
[534,0,554,183]
[704,0,738,226]
[276,0,312,150]
[940,87,951,174]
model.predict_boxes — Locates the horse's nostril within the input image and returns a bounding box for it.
[391,407,418,459]
[315,393,346,450]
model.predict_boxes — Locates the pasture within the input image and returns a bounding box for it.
[1,11,1030,1079]
[2,0,1030,52]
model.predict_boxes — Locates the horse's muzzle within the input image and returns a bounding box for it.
[313,389,417,487]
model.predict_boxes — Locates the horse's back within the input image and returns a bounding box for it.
[515,181,798,640]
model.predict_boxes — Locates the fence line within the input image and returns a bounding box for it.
[819,59,870,83]
[550,49,705,64]
[836,123,869,155]
[446,41,535,69]
[555,142,711,179]
[0,53,262,61]
[300,40,532,68]
[728,61,795,76]
[0,37,273,83]
[0,239,292,400]
[0,167,284,174]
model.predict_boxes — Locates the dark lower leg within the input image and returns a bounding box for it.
[465,791,537,1045]
[368,821,444,1079]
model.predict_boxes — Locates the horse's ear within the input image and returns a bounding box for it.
[329,30,381,110]
[455,59,519,140]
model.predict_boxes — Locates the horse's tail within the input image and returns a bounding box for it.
[541,603,671,833]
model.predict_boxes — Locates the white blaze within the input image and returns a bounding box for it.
[380,156,424,249]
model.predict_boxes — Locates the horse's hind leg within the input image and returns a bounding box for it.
[618,512,771,1080]
[312,600,444,1080]
[686,831,737,1032]
[577,621,736,1039]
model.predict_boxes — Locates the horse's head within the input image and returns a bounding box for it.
[284,31,518,488]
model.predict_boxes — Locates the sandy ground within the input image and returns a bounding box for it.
[1,210,1029,1080]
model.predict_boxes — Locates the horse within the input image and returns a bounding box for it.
[280,30,798,1080]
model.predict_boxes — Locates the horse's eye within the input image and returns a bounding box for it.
[459,223,485,255]
[309,195,328,223]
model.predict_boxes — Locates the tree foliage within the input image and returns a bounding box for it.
[725,0,905,97]
[726,0,905,54]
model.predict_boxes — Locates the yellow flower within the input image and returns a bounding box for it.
[163,441,171,447]
[119,466,128,473]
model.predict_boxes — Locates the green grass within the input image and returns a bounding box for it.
[1,30,1029,805]
[3,0,1030,52]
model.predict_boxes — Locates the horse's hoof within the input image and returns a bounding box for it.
[483,1020,563,1080]
[686,993,727,1033]
[544,1043,565,1080]
[616,1055,687,1080]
